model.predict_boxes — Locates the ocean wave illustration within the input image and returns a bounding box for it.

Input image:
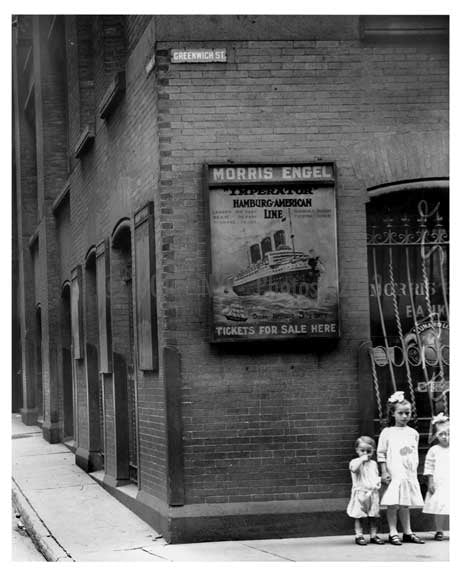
[213,285,338,324]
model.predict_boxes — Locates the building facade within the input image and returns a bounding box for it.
[12,15,449,543]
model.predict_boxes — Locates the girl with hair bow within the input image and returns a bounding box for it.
[423,413,449,540]
[377,391,425,545]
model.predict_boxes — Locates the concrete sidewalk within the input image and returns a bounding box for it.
[12,413,449,562]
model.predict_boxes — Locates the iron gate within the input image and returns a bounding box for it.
[366,191,449,445]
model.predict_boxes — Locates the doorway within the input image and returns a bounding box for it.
[85,252,104,467]
[61,285,74,440]
[111,224,138,484]
[35,306,43,423]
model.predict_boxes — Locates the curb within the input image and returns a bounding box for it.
[12,479,74,562]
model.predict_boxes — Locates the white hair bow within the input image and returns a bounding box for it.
[431,412,449,425]
[388,391,405,403]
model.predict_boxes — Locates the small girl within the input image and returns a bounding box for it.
[347,436,384,545]
[377,391,425,545]
[423,413,449,540]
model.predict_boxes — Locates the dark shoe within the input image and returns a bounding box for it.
[370,536,385,545]
[402,533,425,544]
[388,534,402,546]
[434,532,444,541]
[355,536,367,546]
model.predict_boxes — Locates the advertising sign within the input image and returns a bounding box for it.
[206,162,340,342]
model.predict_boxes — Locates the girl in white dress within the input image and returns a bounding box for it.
[423,413,449,540]
[347,436,384,545]
[377,391,425,545]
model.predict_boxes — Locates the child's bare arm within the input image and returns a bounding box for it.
[426,474,435,494]
[349,455,368,473]
[380,462,391,483]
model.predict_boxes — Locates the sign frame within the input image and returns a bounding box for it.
[170,48,227,64]
[204,161,341,343]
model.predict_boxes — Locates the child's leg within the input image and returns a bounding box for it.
[354,518,363,536]
[386,506,398,536]
[435,514,445,534]
[369,517,378,538]
[398,506,411,535]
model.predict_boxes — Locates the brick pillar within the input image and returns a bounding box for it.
[13,17,39,425]
[76,254,104,472]
[32,16,69,442]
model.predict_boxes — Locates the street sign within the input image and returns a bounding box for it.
[170,48,227,63]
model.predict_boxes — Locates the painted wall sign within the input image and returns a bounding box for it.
[209,164,334,184]
[171,48,227,63]
[205,163,340,342]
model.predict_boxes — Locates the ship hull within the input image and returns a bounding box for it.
[224,315,248,322]
[233,269,319,298]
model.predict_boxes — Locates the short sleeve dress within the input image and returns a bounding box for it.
[377,426,424,508]
[423,444,449,515]
[346,457,381,518]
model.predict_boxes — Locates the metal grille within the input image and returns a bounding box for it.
[98,375,104,459]
[366,193,449,444]
[126,277,138,484]
[36,307,44,422]
[127,362,137,483]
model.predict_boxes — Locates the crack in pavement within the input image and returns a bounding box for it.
[14,451,73,457]
[242,542,295,562]
[110,545,169,560]
[30,484,94,491]
[142,548,170,560]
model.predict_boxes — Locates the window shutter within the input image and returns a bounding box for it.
[134,202,158,371]
[71,266,83,359]
[96,240,112,372]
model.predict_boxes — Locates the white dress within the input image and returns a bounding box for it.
[346,458,381,518]
[377,426,424,508]
[423,444,449,515]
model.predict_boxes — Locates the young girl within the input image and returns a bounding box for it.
[347,436,384,545]
[423,413,449,540]
[377,391,425,545]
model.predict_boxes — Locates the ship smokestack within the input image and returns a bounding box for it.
[250,244,261,264]
[261,236,272,258]
[273,230,286,249]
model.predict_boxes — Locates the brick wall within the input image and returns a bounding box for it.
[67,18,167,499]
[155,37,448,504]
[93,15,126,107]
[126,16,151,56]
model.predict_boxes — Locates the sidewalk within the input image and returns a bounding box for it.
[12,413,449,562]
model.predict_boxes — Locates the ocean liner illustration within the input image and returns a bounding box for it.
[231,229,322,298]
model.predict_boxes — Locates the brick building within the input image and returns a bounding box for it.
[12,15,449,543]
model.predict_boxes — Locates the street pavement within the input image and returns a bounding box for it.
[12,413,449,562]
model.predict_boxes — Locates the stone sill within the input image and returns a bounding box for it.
[47,16,57,41]
[52,179,70,214]
[98,71,126,120]
[74,125,95,159]
[23,47,33,74]
[28,225,39,249]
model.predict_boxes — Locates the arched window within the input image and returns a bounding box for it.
[366,183,449,443]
